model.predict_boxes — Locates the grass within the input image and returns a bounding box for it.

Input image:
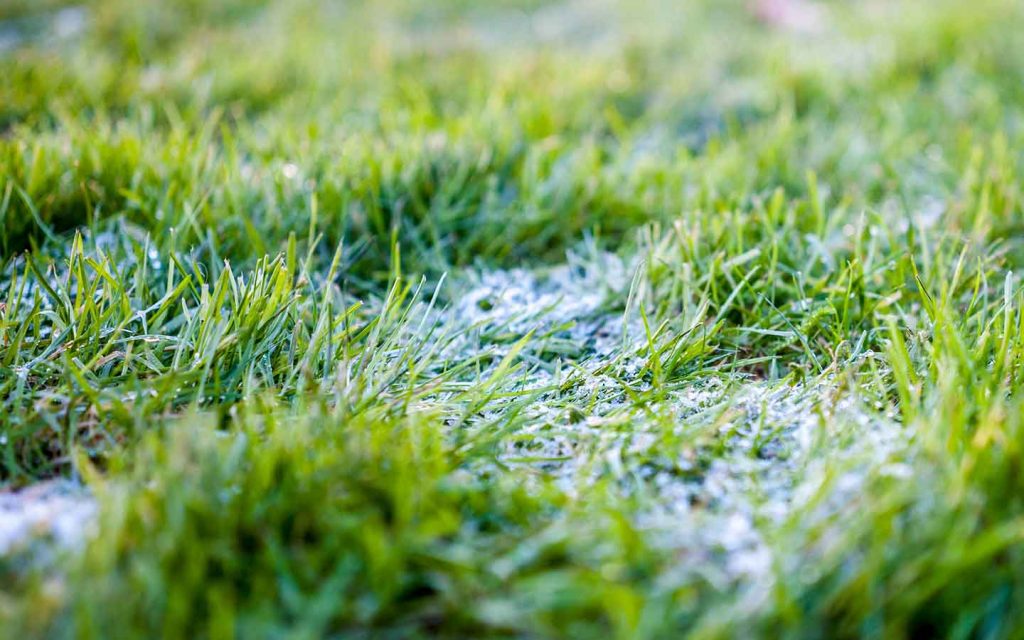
[2,0,1024,637]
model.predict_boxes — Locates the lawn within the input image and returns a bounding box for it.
[2,0,1024,637]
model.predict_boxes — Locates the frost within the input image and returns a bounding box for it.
[431,258,909,587]
[0,481,96,556]
[0,6,88,54]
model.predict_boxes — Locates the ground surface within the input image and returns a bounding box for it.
[2,0,1024,638]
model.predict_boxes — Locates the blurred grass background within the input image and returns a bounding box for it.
[4,0,1022,276]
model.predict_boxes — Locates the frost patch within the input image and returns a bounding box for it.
[428,259,907,588]
[0,6,88,54]
[445,250,643,361]
[0,480,96,556]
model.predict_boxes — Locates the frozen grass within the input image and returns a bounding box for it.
[3,0,1024,638]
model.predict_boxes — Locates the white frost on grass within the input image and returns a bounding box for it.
[2,254,909,591]
[0,480,96,556]
[440,258,908,588]
[0,6,88,54]
[442,250,644,364]
[455,250,629,335]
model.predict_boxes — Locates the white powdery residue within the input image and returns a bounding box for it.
[0,480,96,556]
[0,6,88,54]
[720,511,773,577]
[454,251,626,334]
[435,261,908,589]
[641,381,824,517]
[634,378,908,588]
[441,251,643,366]
[789,392,909,521]
[51,7,88,39]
